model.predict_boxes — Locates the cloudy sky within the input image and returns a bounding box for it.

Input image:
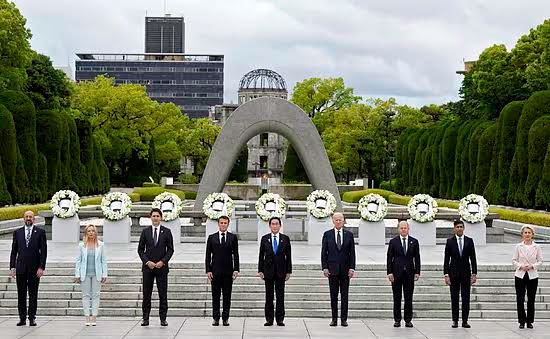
[12,0,550,107]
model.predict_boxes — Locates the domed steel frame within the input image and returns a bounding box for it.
[239,69,287,91]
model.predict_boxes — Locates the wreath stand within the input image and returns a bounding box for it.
[103,216,131,243]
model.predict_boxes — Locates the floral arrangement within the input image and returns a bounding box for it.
[407,194,438,223]
[202,192,235,220]
[459,194,489,223]
[306,190,337,219]
[358,193,388,222]
[152,192,184,222]
[255,193,287,221]
[101,192,132,221]
[51,190,81,218]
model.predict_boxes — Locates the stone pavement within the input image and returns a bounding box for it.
[1,317,549,338]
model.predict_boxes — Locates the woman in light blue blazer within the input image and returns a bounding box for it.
[74,224,108,326]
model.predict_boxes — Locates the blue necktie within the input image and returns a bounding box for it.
[273,235,278,253]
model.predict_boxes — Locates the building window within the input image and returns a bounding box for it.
[260,156,268,169]
[260,133,269,147]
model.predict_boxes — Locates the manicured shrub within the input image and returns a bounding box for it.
[0,158,12,205]
[66,112,91,195]
[0,91,39,201]
[76,118,97,193]
[14,146,31,203]
[57,111,75,191]
[420,145,433,194]
[522,115,550,207]
[406,130,423,193]
[228,145,248,183]
[132,187,186,201]
[507,154,520,206]
[395,129,414,192]
[412,129,430,192]
[440,123,458,198]
[474,123,497,194]
[283,144,309,183]
[430,124,447,196]
[460,121,483,196]
[452,122,477,199]
[142,182,160,187]
[380,179,396,191]
[36,109,62,196]
[512,91,550,206]
[535,142,550,209]
[0,104,17,200]
[341,189,395,203]
[36,153,48,202]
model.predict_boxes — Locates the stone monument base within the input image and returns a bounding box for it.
[103,216,131,243]
[464,221,487,246]
[408,219,436,246]
[307,216,332,245]
[163,219,182,243]
[52,215,80,243]
[359,220,385,246]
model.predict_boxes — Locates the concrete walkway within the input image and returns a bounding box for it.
[0,317,548,338]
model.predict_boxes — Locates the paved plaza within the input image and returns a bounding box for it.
[1,317,549,338]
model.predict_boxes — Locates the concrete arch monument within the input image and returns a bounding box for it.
[194,97,342,210]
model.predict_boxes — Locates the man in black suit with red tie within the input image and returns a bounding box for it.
[321,212,356,327]
[258,216,292,326]
[206,215,240,326]
[138,208,174,327]
[9,211,47,327]
[444,219,477,329]
[387,220,421,328]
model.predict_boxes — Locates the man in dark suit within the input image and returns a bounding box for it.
[444,219,477,328]
[258,216,292,326]
[387,220,421,328]
[206,215,240,326]
[321,212,356,327]
[137,208,174,327]
[9,211,47,327]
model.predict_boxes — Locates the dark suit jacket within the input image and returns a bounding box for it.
[386,235,421,279]
[258,233,292,280]
[10,225,47,273]
[205,231,240,276]
[321,228,356,275]
[443,235,477,278]
[137,225,174,272]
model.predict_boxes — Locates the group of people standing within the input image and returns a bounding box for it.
[8,209,544,330]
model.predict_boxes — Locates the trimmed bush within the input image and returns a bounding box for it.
[0,104,17,200]
[522,115,550,207]
[430,124,447,196]
[178,173,197,184]
[183,191,197,199]
[412,130,430,193]
[452,122,477,199]
[58,111,74,191]
[535,142,550,209]
[380,179,396,191]
[66,113,91,195]
[228,145,248,183]
[36,109,62,196]
[14,146,32,203]
[142,182,160,187]
[420,146,433,194]
[76,118,98,193]
[341,189,395,203]
[388,193,411,205]
[132,187,186,201]
[0,91,39,201]
[406,130,423,193]
[440,123,458,198]
[474,123,497,194]
[395,129,414,192]
[36,153,48,202]
[507,153,520,206]
[513,91,550,206]
[0,157,12,205]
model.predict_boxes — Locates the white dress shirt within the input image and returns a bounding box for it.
[401,236,408,254]
[219,231,227,243]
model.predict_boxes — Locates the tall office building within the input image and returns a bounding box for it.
[145,15,185,53]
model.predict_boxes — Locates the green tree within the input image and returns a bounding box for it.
[440,123,459,198]
[178,118,220,177]
[25,53,72,110]
[282,144,308,183]
[452,122,477,199]
[523,115,550,207]
[430,124,448,196]
[14,146,31,202]
[36,109,62,196]
[0,0,33,90]
[535,142,550,208]
[0,155,11,205]
[474,123,497,194]
[0,103,16,199]
[469,122,492,194]
[228,145,248,183]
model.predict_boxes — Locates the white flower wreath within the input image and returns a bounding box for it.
[152,192,184,222]
[358,193,388,222]
[50,190,81,218]
[202,192,235,220]
[407,194,438,223]
[255,193,287,221]
[459,194,489,224]
[101,192,132,221]
[306,190,337,219]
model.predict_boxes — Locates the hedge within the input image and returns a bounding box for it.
[14,146,31,203]
[452,122,476,199]
[0,91,39,201]
[395,129,415,192]
[36,109,62,196]
[440,123,458,198]
[430,124,447,196]
[522,115,550,208]
[536,142,550,209]
[132,187,186,201]
[0,104,17,200]
[406,130,423,193]
[487,101,524,204]
[513,91,550,207]
[76,118,97,194]
[66,113,90,195]
[142,182,160,187]
[380,179,396,191]
[412,130,430,192]
[342,189,395,203]
[474,123,497,194]
[36,153,48,202]
[507,153,520,206]
[58,111,74,191]
[0,157,11,205]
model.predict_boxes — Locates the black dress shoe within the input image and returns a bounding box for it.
[462,322,471,328]
[341,320,348,327]
[329,320,337,327]
[276,321,285,326]
[16,320,25,326]
[405,322,413,328]
[452,321,458,328]
[264,321,273,326]
[161,320,168,326]
[141,319,149,326]
[393,321,401,327]
[527,323,533,329]
[519,323,525,329]
[29,319,36,327]
[212,319,219,326]
[222,319,229,326]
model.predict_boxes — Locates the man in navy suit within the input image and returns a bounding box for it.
[206,215,240,326]
[137,208,174,327]
[444,219,477,328]
[387,220,421,328]
[321,212,356,327]
[9,211,47,327]
[258,216,292,326]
